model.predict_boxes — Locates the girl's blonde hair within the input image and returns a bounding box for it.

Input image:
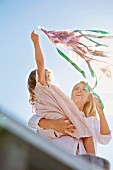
[71,81,97,118]
[27,68,52,105]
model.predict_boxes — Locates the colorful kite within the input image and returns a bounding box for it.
[38,27,113,109]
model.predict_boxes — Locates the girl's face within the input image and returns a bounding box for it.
[45,70,52,83]
[72,82,90,105]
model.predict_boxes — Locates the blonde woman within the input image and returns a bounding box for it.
[28,31,111,155]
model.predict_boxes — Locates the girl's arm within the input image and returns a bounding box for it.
[31,31,47,86]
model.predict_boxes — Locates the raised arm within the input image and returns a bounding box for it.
[95,98,111,135]
[31,31,47,86]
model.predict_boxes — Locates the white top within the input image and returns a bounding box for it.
[28,113,112,155]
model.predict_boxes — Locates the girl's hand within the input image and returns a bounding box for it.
[31,31,39,44]
[51,117,76,136]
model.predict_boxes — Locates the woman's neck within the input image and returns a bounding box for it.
[75,102,84,111]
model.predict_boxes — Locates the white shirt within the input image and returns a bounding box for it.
[28,113,112,155]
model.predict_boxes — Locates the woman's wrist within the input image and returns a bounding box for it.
[97,109,104,117]
[38,118,54,129]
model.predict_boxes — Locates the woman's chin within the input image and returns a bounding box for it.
[74,98,82,104]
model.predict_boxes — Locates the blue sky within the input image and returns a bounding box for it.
[0,0,113,168]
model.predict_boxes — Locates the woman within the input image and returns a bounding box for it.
[28,81,112,155]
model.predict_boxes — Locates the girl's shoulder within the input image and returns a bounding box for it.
[35,81,52,89]
[34,82,55,95]
[33,82,45,95]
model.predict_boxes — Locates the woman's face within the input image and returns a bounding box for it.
[72,82,90,105]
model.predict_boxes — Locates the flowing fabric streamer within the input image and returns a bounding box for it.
[39,27,113,109]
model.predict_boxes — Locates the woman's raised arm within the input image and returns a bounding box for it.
[95,97,111,135]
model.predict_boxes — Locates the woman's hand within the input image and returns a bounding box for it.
[51,117,76,135]
[31,31,39,44]
[39,117,76,136]
[94,97,104,116]
[94,97,111,135]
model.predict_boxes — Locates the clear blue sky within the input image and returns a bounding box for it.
[0,0,113,167]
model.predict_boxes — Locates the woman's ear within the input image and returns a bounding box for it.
[87,94,90,102]
[71,91,73,100]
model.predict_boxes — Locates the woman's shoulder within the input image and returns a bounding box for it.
[85,115,99,124]
[90,116,99,122]
[89,116,99,128]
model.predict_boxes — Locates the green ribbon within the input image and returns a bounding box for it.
[56,48,87,79]
[87,64,98,90]
[87,30,109,34]
[92,91,104,110]
[56,48,104,109]
[83,36,108,47]
[87,65,95,78]
[83,82,89,91]
[57,48,98,89]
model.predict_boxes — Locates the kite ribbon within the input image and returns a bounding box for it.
[56,48,86,79]
[92,91,104,110]
[56,48,104,109]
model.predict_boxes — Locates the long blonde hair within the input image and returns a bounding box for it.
[27,68,52,105]
[71,81,97,118]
